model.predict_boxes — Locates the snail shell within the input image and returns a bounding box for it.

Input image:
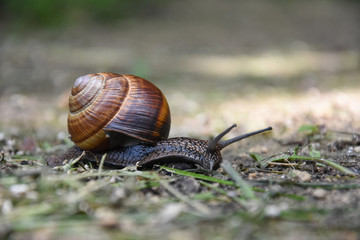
[68,72,171,151]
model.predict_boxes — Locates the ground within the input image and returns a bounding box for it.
[1,0,360,239]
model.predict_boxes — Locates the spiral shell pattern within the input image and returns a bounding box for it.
[68,72,171,151]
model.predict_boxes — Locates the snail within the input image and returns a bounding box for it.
[46,72,272,170]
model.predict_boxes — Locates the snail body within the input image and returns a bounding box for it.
[56,137,222,170]
[47,73,272,170]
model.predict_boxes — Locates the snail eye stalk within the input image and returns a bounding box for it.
[207,124,272,152]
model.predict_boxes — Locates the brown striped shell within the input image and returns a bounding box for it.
[67,73,171,151]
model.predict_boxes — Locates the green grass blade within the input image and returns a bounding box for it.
[249,153,268,168]
[160,166,236,186]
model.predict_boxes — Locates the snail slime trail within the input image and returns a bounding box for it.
[47,72,272,170]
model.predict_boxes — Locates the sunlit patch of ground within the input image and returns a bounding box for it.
[172,50,358,79]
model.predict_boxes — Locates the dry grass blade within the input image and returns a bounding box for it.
[97,153,107,179]
[199,181,247,207]
[252,151,358,176]
[287,155,357,176]
[158,178,211,215]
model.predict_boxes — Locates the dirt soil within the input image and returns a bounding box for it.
[1,1,360,239]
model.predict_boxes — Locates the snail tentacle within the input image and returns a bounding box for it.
[218,126,272,150]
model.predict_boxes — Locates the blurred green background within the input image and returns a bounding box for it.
[0,0,360,137]
[1,0,169,28]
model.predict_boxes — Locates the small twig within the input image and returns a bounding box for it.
[250,179,360,190]
[267,162,299,167]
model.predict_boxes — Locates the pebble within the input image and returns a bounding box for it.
[1,199,13,214]
[155,203,184,224]
[264,203,289,217]
[94,207,120,229]
[9,184,29,197]
[56,131,68,141]
[353,146,360,153]
[248,172,258,180]
[6,139,16,148]
[289,169,311,182]
[313,188,327,199]
[110,187,126,203]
